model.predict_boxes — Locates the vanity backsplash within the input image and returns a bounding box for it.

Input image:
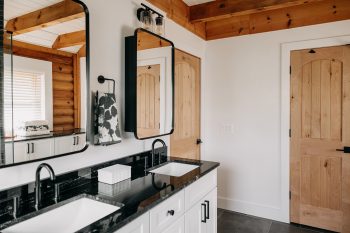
[0,148,167,226]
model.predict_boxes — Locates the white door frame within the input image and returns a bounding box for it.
[280,35,350,222]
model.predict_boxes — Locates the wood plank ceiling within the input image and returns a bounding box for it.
[147,0,350,40]
[5,0,85,53]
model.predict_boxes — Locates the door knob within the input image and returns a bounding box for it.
[196,139,203,145]
[336,147,350,153]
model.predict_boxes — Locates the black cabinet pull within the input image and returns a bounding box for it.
[31,143,34,153]
[201,203,206,223]
[27,143,30,154]
[205,200,210,220]
[197,139,203,145]
[167,210,175,216]
[76,136,79,145]
[73,137,76,145]
[336,147,350,153]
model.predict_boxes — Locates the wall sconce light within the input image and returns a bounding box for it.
[137,3,165,36]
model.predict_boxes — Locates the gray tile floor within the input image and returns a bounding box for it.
[217,209,336,233]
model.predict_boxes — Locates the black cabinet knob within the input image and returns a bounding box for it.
[167,210,175,216]
[197,139,203,145]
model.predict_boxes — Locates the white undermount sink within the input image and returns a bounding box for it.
[149,162,199,177]
[2,197,120,233]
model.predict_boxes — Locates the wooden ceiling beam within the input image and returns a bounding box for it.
[6,0,84,36]
[146,0,206,39]
[53,30,86,49]
[12,40,74,65]
[206,0,350,40]
[190,0,323,23]
[77,45,86,57]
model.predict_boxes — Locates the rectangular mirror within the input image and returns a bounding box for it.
[125,28,174,140]
[0,0,90,168]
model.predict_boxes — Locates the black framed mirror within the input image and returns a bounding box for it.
[0,0,90,168]
[125,28,174,140]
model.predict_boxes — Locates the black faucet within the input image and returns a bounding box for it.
[151,139,166,167]
[35,163,58,211]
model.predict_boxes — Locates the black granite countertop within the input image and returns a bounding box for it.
[0,149,219,233]
[4,128,86,143]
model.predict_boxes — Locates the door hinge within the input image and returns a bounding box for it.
[289,191,291,200]
[289,66,292,75]
[289,129,291,138]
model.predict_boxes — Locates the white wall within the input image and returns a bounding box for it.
[202,20,350,222]
[0,0,206,191]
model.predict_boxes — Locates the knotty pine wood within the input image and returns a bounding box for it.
[148,0,350,40]
[6,0,84,35]
[136,64,161,139]
[146,0,206,39]
[12,41,73,65]
[206,0,350,40]
[170,49,201,160]
[52,30,86,49]
[290,46,350,232]
[73,54,81,129]
[52,59,78,131]
[189,0,323,23]
[137,30,171,51]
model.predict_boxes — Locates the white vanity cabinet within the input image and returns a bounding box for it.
[150,190,185,233]
[54,134,86,155]
[163,215,185,233]
[184,169,218,233]
[114,212,150,233]
[9,133,86,163]
[114,169,217,233]
[13,138,54,163]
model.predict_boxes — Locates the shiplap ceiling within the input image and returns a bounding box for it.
[4,0,85,53]
[182,0,215,6]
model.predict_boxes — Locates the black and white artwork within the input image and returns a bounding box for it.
[97,92,122,145]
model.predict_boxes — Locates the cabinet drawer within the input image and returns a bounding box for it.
[150,190,185,233]
[163,215,185,233]
[13,139,54,163]
[115,212,149,233]
[185,169,217,211]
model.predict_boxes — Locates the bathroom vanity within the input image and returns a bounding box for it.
[0,150,219,233]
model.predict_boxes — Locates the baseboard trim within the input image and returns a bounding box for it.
[218,196,289,223]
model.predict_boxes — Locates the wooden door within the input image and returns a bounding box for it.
[171,49,201,160]
[290,45,350,232]
[137,64,160,138]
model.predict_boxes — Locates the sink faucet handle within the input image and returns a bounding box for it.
[54,183,60,204]
[7,196,20,219]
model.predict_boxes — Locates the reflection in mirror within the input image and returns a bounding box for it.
[1,0,89,167]
[136,29,173,139]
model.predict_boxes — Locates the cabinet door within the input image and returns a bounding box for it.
[13,141,31,163]
[31,139,54,160]
[164,215,185,233]
[115,212,149,233]
[4,143,14,164]
[54,136,75,155]
[185,201,206,233]
[204,188,217,233]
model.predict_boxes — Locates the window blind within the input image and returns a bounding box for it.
[4,70,44,136]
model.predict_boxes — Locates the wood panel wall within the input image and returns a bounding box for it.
[11,41,80,131]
